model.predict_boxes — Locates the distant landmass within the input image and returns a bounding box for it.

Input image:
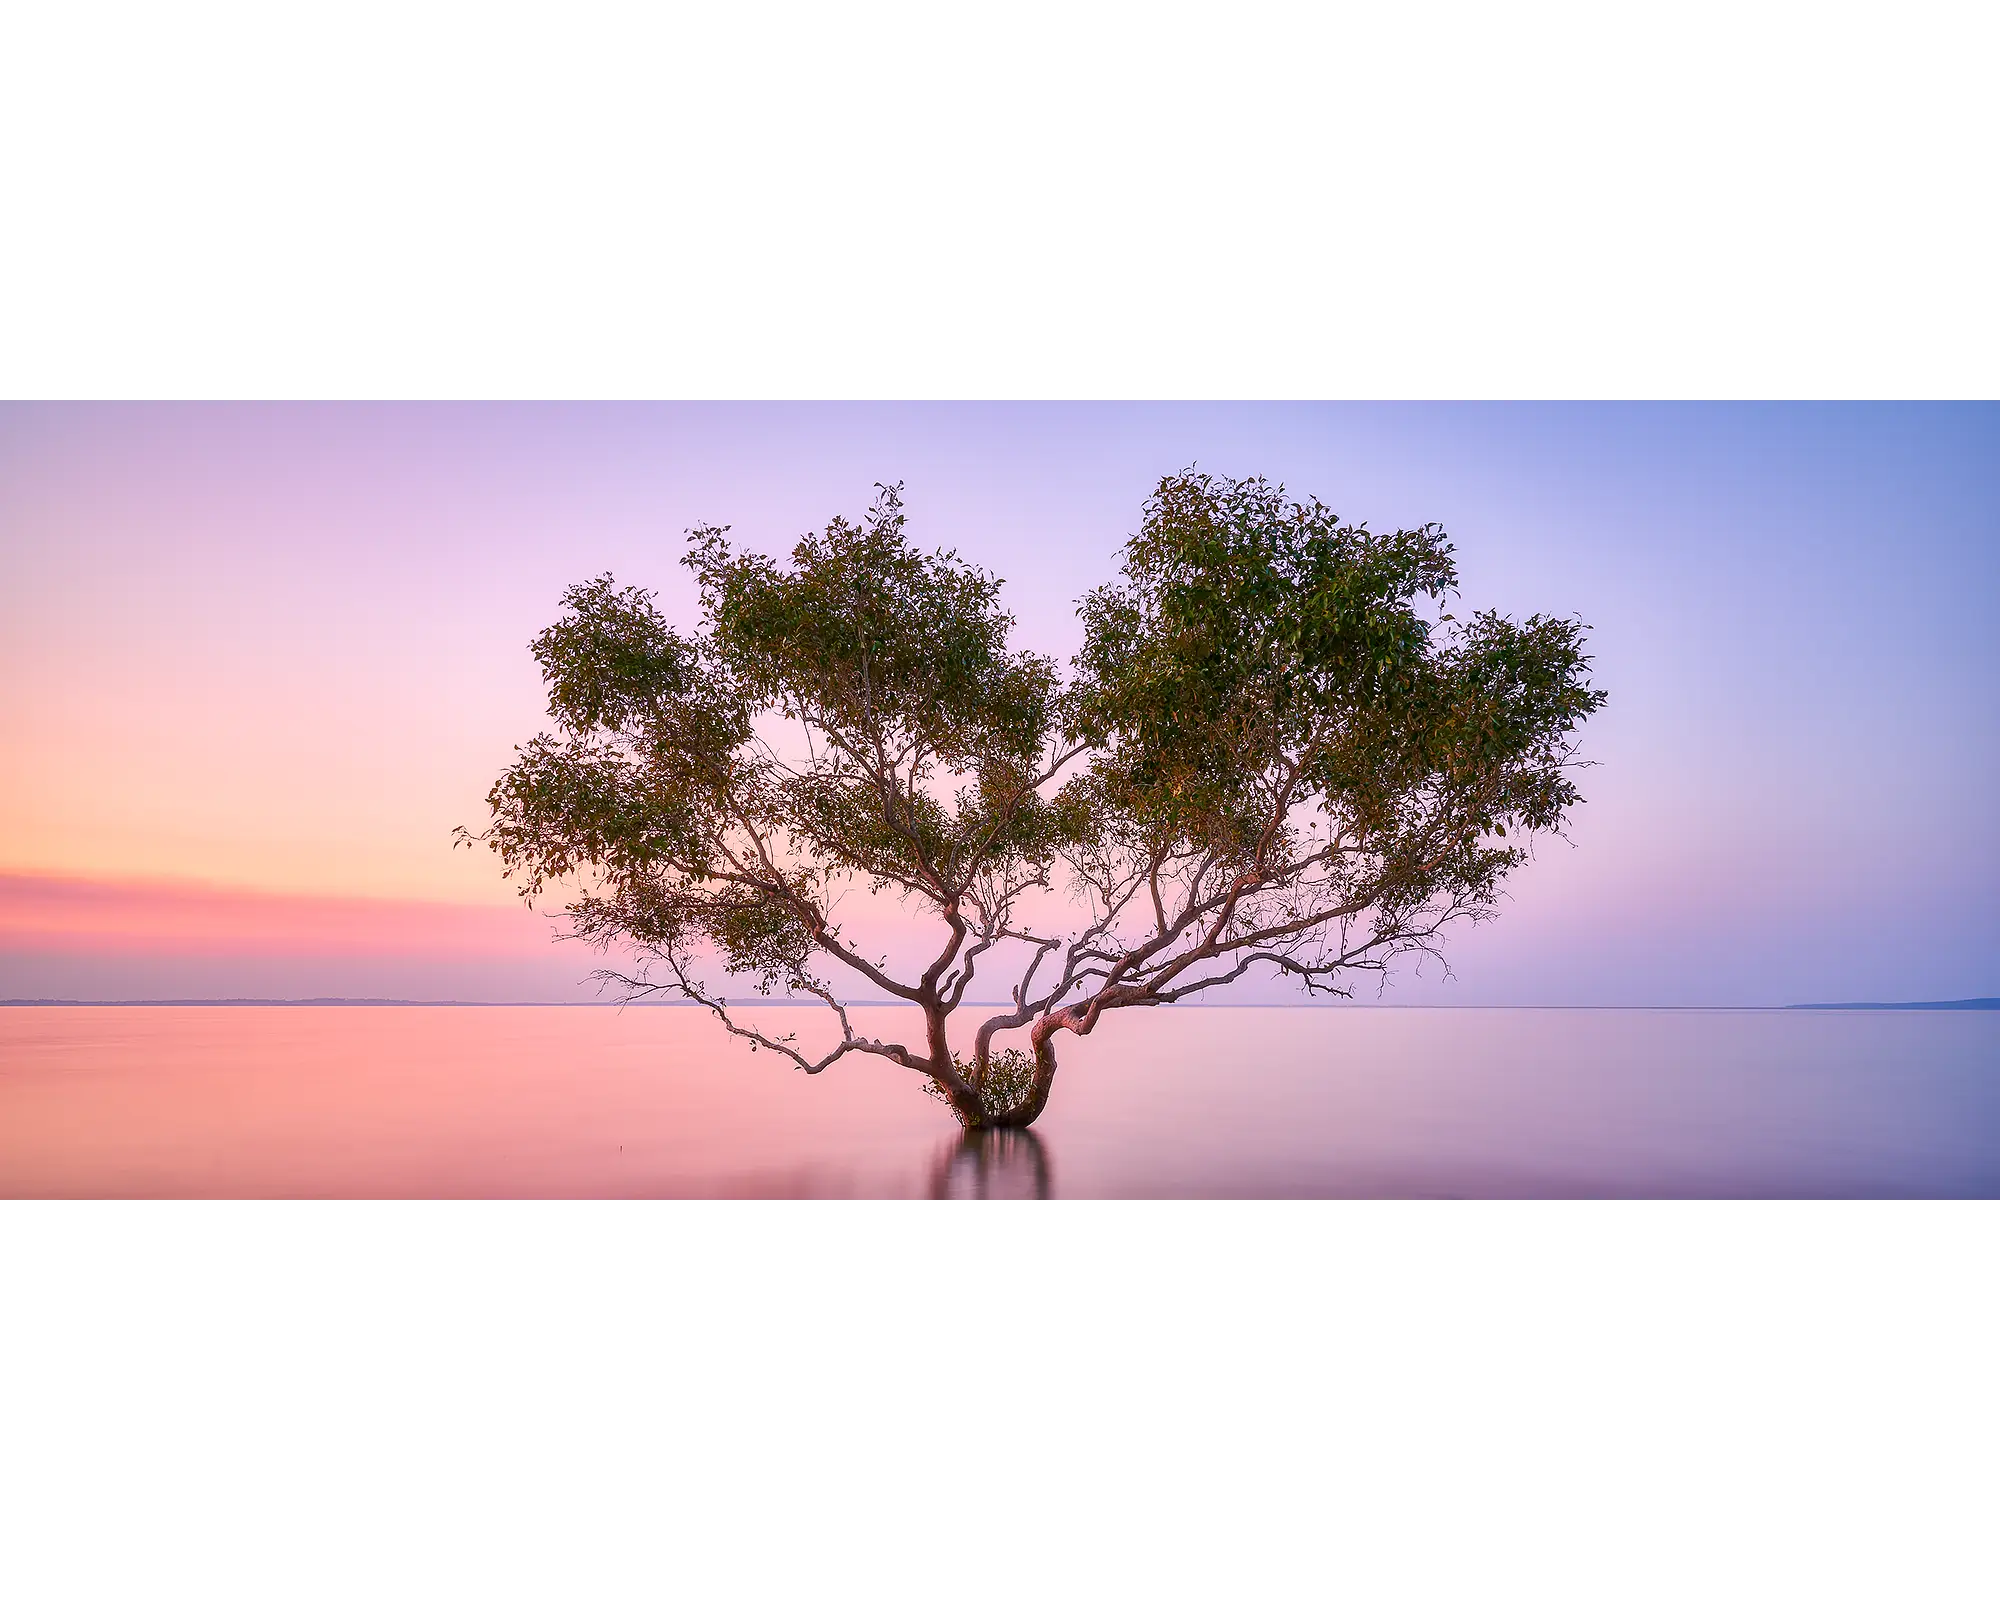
[1787,999,1999,1011]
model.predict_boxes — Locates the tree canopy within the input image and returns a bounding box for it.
[461,472,1606,1127]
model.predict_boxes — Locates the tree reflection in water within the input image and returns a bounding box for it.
[928,1127,1052,1199]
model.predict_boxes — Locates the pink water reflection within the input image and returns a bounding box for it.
[2,1005,1995,1197]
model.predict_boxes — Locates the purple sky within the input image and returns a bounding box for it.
[2,402,1994,1004]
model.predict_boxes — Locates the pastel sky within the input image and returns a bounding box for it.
[2,403,1994,1004]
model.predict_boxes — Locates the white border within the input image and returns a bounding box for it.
[3,1203,1996,1597]
[2,3,1994,398]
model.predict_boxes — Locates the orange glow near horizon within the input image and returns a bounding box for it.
[0,868,962,1003]
[0,871,556,956]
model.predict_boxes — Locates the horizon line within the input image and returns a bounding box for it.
[5,998,1996,1012]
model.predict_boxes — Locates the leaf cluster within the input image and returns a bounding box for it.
[1063,472,1605,915]
[465,485,1075,1000]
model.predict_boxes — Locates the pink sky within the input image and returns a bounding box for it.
[3,402,1994,1004]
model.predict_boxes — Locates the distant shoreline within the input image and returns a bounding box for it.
[3,998,1996,1012]
[1785,998,1999,1011]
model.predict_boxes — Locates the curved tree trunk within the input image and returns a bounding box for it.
[921,998,991,1127]
[936,1076,989,1127]
[923,1049,989,1127]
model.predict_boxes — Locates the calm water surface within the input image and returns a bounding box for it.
[1,1006,1995,1197]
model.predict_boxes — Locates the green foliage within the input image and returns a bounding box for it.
[1065,472,1605,918]
[676,484,1067,896]
[462,485,1072,984]
[687,485,1059,774]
